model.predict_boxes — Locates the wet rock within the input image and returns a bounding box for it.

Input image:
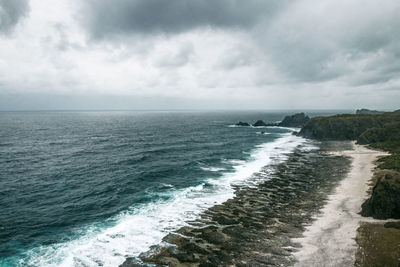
[140,245,175,265]
[235,121,250,126]
[119,258,141,267]
[212,214,238,225]
[199,226,231,244]
[253,120,268,127]
[163,233,191,247]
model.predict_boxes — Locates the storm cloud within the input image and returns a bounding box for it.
[82,0,286,37]
[0,0,29,33]
[260,0,400,83]
[0,0,399,110]
[80,0,400,85]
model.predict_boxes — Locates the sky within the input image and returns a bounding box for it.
[0,0,399,110]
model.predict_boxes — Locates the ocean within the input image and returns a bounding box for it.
[0,110,349,266]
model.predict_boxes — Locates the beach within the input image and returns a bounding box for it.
[293,143,389,266]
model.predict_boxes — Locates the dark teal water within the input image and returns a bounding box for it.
[0,111,343,266]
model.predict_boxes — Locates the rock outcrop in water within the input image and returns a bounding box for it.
[253,120,269,127]
[235,113,310,128]
[361,170,400,219]
[235,121,250,126]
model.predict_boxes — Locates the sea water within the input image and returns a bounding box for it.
[0,110,342,266]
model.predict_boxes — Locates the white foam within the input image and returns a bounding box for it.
[20,134,306,267]
[200,166,227,172]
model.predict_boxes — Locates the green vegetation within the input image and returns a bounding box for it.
[299,110,400,219]
[299,110,400,171]
[361,170,400,219]
[355,222,400,266]
[363,121,400,171]
[375,154,400,172]
[384,221,400,230]
[299,112,400,141]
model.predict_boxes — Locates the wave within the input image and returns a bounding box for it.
[200,166,227,172]
[8,134,306,267]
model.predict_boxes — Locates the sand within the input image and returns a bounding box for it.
[293,143,388,267]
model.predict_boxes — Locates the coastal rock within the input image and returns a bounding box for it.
[361,170,400,219]
[139,245,180,266]
[199,226,231,244]
[278,113,310,127]
[119,258,141,267]
[235,121,250,126]
[253,120,268,127]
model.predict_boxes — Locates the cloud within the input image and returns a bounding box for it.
[0,0,399,111]
[155,41,194,68]
[254,0,400,84]
[81,0,287,38]
[0,0,29,33]
[79,0,400,88]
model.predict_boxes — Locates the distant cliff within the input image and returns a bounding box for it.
[279,112,310,127]
[356,108,385,115]
[236,113,310,128]
[299,111,400,142]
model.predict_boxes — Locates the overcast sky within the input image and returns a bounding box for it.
[0,0,399,110]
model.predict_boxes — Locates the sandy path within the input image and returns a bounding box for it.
[293,143,388,267]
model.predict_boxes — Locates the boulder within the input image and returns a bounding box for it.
[361,170,400,219]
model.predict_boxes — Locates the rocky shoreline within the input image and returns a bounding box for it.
[293,144,389,266]
[120,109,400,266]
[121,141,352,266]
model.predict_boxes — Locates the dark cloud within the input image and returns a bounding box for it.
[0,0,29,33]
[82,0,286,38]
[257,1,400,85]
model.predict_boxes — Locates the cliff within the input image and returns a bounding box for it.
[299,111,400,142]
[298,110,400,219]
[235,113,310,128]
[361,170,400,219]
[356,108,385,115]
[278,112,310,127]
